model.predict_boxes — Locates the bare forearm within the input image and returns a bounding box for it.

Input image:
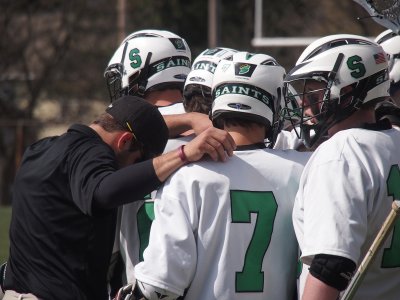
[163,112,212,138]
[152,148,186,182]
[302,274,340,300]
[163,113,192,138]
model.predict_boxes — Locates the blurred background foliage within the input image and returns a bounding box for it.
[0,0,384,206]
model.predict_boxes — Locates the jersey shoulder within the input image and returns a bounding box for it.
[158,102,185,115]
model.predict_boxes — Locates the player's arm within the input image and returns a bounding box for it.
[163,112,212,138]
[302,254,356,300]
[302,273,340,300]
[94,127,235,209]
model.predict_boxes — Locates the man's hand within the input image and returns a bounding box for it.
[113,283,135,300]
[153,127,236,182]
[188,112,213,136]
[184,126,236,162]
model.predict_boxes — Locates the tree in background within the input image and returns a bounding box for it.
[0,0,83,204]
[0,0,385,205]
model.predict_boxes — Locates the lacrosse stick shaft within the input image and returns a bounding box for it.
[340,200,400,300]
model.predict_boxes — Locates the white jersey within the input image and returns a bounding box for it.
[119,101,191,283]
[274,128,303,150]
[293,127,400,300]
[157,102,185,115]
[135,147,311,299]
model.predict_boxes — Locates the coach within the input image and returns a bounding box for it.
[2,95,235,300]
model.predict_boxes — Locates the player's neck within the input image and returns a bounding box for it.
[145,89,183,106]
[225,124,265,146]
[328,106,376,137]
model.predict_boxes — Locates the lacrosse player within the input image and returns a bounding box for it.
[126,52,310,300]
[106,36,239,290]
[284,34,400,300]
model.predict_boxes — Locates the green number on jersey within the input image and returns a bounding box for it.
[297,257,303,279]
[137,200,155,261]
[382,164,400,268]
[230,190,278,292]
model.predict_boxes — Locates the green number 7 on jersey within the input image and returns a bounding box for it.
[230,190,278,292]
[382,164,400,268]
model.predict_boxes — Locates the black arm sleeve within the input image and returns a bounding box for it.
[93,159,162,209]
[309,254,356,291]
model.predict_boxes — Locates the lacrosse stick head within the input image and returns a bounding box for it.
[353,0,400,34]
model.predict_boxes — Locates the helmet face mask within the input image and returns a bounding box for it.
[105,30,191,102]
[284,34,390,148]
[284,76,343,147]
[104,63,125,102]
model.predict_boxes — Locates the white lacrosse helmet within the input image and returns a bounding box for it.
[284,34,390,148]
[104,29,191,101]
[375,29,400,97]
[183,47,238,114]
[211,51,286,145]
[184,48,238,96]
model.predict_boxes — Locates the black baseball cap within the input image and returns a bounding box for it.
[106,95,169,159]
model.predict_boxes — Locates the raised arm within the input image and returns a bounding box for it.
[163,112,212,138]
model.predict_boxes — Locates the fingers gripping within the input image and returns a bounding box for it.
[184,127,235,162]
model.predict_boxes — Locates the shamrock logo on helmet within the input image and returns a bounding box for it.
[170,38,186,50]
[239,64,251,75]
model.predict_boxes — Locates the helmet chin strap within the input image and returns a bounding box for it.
[136,52,153,96]
[301,114,333,149]
[269,87,282,148]
[323,52,345,104]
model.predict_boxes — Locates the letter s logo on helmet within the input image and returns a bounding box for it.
[104,29,191,102]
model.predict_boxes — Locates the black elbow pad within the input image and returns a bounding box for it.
[309,254,356,291]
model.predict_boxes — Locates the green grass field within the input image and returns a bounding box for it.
[0,205,12,263]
